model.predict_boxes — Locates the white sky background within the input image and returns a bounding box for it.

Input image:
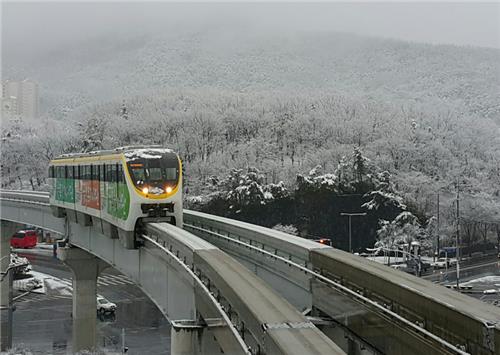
[2,1,500,62]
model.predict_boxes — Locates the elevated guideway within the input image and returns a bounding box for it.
[184,210,500,355]
[0,190,343,355]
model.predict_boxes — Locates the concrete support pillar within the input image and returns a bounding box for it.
[171,319,225,355]
[0,223,15,352]
[171,321,203,355]
[58,246,108,353]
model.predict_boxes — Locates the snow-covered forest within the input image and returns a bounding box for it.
[2,29,500,251]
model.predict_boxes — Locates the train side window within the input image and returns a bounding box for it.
[101,164,105,181]
[48,166,53,178]
[68,166,73,179]
[117,164,122,183]
[111,164,116,182]
[75,165,80,180]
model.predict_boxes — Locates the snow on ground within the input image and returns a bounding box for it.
[14,270,73,296]
[366,255,436,265]
[12,246,53,257]
[37,243,56,250]
[462,276,500,286]
[32,270,72,296]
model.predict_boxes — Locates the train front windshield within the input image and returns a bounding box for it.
[126,151,179,193]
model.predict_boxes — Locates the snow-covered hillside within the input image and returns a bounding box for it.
[4,30,499,121]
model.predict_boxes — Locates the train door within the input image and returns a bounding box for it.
[106,163,118,220]
[100,164,105,220]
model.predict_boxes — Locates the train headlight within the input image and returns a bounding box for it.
[142,187,149,194]
[166,186,172,194]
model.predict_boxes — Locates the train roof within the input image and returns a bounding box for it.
[52,146,175,161]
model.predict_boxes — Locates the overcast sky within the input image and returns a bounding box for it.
[2,1,500,61]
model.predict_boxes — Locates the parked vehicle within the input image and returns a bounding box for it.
[432,258,450,269]
[97,296,117,314]
[10,230,38,249]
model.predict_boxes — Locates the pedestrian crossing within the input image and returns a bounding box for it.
[59,273,135,287]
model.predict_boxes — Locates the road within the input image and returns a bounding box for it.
[12,250,171,354]
[423,255,500,284]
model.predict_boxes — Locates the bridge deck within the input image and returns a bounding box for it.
[312,248,500,354]
[195,248,345,355]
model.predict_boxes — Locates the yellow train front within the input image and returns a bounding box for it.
[49,146,183,248]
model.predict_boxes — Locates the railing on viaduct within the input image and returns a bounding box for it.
[1,190,500,355]
[0,190,343,355]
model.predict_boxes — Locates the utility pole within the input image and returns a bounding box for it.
[340,212,367,253]
[437,192,440,258]
[456,178,461,292]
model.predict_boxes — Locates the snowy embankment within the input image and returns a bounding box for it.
[4,347,122,355]
[12,244,55,257]
[14,270,72,296]
[461,275,500,294]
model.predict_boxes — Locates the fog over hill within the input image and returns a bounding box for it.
[2,3,499,251]
[3,28,500,122]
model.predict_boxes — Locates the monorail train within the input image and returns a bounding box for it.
[48,146,182,248]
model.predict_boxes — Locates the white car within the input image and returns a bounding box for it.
[432,258,449,269]
[97,296,117,314]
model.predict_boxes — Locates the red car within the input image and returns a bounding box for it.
[10,230,38,249]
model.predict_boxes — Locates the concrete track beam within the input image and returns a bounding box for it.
[58,246,109,353]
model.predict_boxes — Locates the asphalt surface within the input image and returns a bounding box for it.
[11,250,171,354]
[421,255,500,305]
[423,254,499,283]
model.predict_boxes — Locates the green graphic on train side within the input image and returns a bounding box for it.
[55,178,75,203]
[106,182,130,220]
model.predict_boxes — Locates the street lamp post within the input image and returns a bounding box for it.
[455,179,461,292]
[340,212,367,253]
[436,192,440,262]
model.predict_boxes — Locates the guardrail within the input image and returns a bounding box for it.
[0,190,50,205]
[3,191,498,354]
[141,232,251,355]
[0,191,343,355]
[144,222,345,355]
[184,209,500,355]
